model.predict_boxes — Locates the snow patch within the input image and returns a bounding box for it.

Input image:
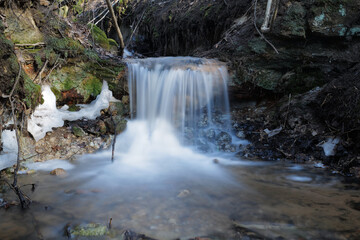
[0,129,18,170]
[27,81,118,141]
[0,120,19,170]
[321,137,340,156]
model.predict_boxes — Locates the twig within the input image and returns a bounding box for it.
[33,59,49,84]
[253,0,279,54]
[1,63,31,209]
[14,42,46,48]
[111,115,117,162]
[43,57,61,83]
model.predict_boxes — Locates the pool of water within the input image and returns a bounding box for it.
[1,154,359,240]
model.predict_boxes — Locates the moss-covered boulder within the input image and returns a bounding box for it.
[88,24,118,52]
[4,8,44,44]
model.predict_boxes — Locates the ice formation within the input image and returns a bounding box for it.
[27,81,118,141]
[321,137,340,156]
[0,122,18,170]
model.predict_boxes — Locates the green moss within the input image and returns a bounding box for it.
[68,105,80,112]
[34,54,43,68]
[108,38,118,47]
[46,37,84,57]
[81,76,102,99]
[88,24,116,50]
[24,75,42,108]
[70,223,108,237]
[72,125,86,137]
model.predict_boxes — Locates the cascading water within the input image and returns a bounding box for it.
[126,57,232,152]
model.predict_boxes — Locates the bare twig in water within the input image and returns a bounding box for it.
[108,218,112,229]
[111,115,117,162]
[1,63,31,209]
[253,0,279,54]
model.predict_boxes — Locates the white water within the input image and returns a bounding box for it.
[127,57,231,148]
[68,57,237,181]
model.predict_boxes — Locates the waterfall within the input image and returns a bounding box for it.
[126,57,231,151]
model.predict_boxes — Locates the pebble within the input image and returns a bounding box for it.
[50,168,67,176]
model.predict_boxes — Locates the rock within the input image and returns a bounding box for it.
[97,120,107,135]
[4,8,44,44]
[108,102,125,116]
[67,223,109,238]
[104,116,127,134]
[177,189,190,198]
[216,132,231,145]
[122,95,129,105]
[236,131,245,138]
[205,129,216,141]
[197,115,208,128]
[72,125,86,137]
[50,168,67,176]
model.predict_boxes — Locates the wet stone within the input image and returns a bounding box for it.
[205,129,216,141]
[72,125,86,137]
[216,132,232,145]
[50,168,67,176]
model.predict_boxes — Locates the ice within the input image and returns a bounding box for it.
[27,81,118,141]
[0,129,18,170]
[321,137,340,156]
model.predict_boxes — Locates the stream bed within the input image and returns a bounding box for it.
[1,154,360,240]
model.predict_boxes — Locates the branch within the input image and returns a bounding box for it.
[253,0,279,54]
[1,63,31,209]
[14,42,46,49]
[105,0,125,56]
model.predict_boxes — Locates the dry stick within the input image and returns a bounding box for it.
[1,63,31,209]
[105,0,125,56]
[111,115,117,162]
[253,0,279,54]
[14,42,46,48]
[43,57,61,83]
[87,0,119,25]
[33,59,49,84]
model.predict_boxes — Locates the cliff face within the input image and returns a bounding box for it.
[125,0,360,176]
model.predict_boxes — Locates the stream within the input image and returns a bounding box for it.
[1,57,360,240]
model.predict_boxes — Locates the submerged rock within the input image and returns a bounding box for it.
[67,223,109,238]
[50,168,67,176]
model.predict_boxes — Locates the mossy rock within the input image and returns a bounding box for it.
[46,37,84,58]
[49,63,103,102]
[88,24,118,51]
[4,8,44,44]
[24,75,42,108]
[254,70,282,91]
[69,223,109,237]
[72,125,86,137]
[278,2,306,38]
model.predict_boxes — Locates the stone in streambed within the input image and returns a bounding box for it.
[72,125,86,137]
[50,168,67,176]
